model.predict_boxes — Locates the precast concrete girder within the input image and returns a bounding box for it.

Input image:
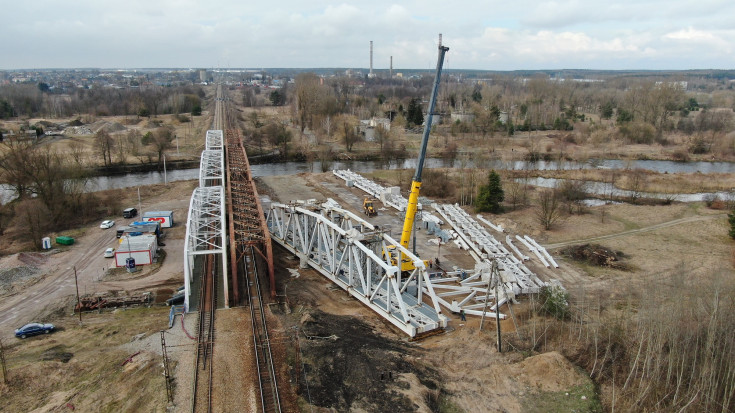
[266,201,447,337]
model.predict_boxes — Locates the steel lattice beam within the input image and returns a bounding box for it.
[206,130,223,151]
[266,201,447,337]
[183,185,228,311]
[199,149,224,187]
[224,128,276,301]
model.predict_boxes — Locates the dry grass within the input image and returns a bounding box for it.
[0,307,171,412]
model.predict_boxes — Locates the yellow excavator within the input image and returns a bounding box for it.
[363,197,378,217]
[385,42,449,274]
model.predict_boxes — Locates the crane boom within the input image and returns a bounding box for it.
[399,43,449,251]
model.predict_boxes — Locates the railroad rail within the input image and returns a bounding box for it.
[244,246,282,412]
[191,253,217,413]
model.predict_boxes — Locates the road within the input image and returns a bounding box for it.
[543,213,725,250]
[0,224,118,338]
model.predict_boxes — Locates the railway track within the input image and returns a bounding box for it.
[191,253,217,413]
[244,246,282,413]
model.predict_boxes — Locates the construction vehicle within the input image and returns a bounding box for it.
[363,197,378,216]
[384,40,449,274]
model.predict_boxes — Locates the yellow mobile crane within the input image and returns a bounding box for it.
[386,41,449,274]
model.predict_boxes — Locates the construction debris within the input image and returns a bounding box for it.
[75,292,152,312]
[561,244,629,270]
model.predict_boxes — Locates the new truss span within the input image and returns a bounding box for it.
[266,201,448,337]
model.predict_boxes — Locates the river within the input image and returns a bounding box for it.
[2,158,735,204]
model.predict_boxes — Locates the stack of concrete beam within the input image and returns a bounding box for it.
[333,169,419,211]
[433,203,548,294]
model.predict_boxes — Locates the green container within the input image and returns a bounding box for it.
[55,236,75,246]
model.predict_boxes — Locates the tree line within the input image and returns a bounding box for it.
[0,83,205,119]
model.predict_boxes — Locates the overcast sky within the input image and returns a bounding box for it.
[2,0,734,71]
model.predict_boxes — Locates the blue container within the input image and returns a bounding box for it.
[125,257,136,271]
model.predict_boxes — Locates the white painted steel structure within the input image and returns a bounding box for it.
[199,149,224,187]
[205,129,223,150]
[183,186,228,311]
[266,201,447,337]
[434,204,547,295]
[333,169,416,212]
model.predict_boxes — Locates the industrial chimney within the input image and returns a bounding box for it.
[369,41,374,78]
[390,56,393,78]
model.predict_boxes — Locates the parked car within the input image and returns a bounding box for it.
[100,220,115,229]
[15,323,55,339]
[122,207,138,219]
[104,248,115,258]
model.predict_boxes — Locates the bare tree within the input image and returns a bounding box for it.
[125,129,141,156]
[375,124,390,155]
[0,138,34,198]
[536,188,563,230]
[67,140,86,167]
[627,169,647,203]
[114,134,127,164]
[94,130,113,166]
[505,180,527,211]
[294,73,323,134]
[152,127,173,167]
[340,116,360,152]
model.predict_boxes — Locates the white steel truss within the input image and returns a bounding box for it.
[205,129,223,150]
[183,186,228,311]
[199,149,224,187]
[266,201,447,337]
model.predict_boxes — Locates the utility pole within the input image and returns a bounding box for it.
[73,266,82,325]
[160,331,173,403]
[495,273,502,353]
[0,337,8,384]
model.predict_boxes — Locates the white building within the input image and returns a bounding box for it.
[115,234,158,267]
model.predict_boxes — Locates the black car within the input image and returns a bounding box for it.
[15,322,55,339]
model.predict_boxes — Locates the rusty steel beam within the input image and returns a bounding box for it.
[224,129,276,299]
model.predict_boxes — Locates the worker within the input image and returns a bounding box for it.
[460,309,466,321]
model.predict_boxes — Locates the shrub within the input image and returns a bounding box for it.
[539,285,569,320]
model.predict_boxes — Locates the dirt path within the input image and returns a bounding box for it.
[0,181,194,340]
[543,213,725,250]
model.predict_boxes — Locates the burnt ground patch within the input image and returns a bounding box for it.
[297,310,442,412]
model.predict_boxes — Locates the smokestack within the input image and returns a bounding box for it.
[369,41,374,77]
[390,56,393,78]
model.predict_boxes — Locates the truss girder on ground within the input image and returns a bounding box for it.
[183,185,228,310]
[433,203,547,295]
[199,149,224,187]
[206,129,224,150]
[266,201,448,337]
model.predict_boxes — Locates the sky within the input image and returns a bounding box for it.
[2,0,735,71]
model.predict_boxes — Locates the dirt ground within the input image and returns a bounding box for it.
[260,173,605,412]
[1,160,732,412]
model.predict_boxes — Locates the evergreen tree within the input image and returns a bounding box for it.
[475,170,504,213]
[728,209,735,239]
[406,98,424,127]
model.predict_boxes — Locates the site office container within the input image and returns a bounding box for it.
[115,234,157,267]
[142,211,174,228]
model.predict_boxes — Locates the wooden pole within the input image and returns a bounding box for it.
[0,337,8,384]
